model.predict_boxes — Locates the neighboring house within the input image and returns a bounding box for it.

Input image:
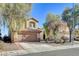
[11,18,42,42]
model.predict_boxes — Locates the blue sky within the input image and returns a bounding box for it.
[1,3,73,37]
[31,3,73,27]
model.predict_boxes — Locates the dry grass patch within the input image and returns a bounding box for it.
[0,41,22,52]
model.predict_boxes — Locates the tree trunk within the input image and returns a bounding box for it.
[69,29,73,42]
[8,30,13,43]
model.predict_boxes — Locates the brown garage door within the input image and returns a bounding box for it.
[22,32,37,42]
[18,31,40,42]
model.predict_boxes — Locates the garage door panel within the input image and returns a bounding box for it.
[22,35,37,42]
[18,31,39,42]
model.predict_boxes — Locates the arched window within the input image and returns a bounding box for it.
[29,22,36,28]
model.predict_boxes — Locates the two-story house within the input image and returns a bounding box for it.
[11,18,42,42]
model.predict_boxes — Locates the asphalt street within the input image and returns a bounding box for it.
[21,47,79,56]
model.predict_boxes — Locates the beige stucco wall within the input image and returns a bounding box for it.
[11,18,38,31]
[40,30,44,40]
[13,32,18,42]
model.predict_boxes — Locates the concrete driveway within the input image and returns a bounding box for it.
[16,42,79,55]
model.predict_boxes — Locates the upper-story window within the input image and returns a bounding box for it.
[29,22,36,28]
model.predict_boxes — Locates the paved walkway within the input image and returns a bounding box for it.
[1,41,79,56]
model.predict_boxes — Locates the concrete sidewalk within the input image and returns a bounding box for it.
[1,42,79,56]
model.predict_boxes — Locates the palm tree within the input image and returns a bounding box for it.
[62,7,73,42]
[74,4,79,26]
[62,4,79,42]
